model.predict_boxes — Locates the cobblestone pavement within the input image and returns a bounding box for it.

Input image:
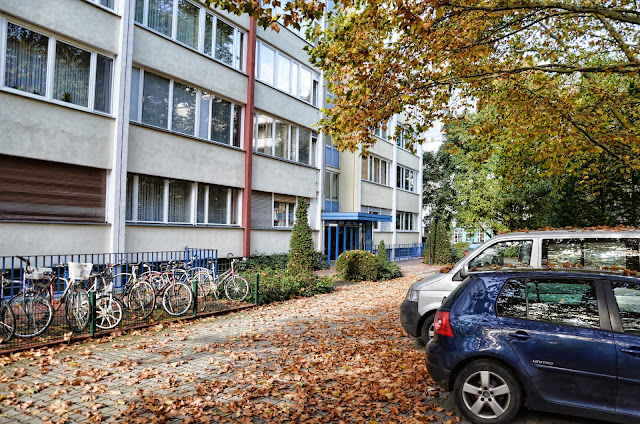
[0,261,612,423]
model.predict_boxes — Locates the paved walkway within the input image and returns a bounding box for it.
[0,262,611,423]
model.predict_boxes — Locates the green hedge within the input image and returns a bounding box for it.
[235,252,328,273]
[252,269,333,304]
[452,242,471,262]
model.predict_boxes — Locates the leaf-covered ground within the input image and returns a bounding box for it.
[0,263,607,423]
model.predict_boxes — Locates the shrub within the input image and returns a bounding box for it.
[433,221,452,264]
[335,250,380,282]
[236,252,328,273]
[451,242,471,262]
[287,198,315,275]
[252,269,333,304]
[376,240,403,281]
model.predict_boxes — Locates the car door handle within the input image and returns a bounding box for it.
[508,331,531,341]
[621,347,640,356]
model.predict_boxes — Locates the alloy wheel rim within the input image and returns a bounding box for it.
[461,370,511,419]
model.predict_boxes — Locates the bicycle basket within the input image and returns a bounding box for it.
[24,267,53,279]
[68,262,93,280]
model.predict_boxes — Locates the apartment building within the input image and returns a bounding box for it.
[0,0,424,259]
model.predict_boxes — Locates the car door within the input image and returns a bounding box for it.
[496,277,617,411]
[605,280,640,418]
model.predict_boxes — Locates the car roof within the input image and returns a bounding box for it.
[471,268,640,281]
[492,228,640,239]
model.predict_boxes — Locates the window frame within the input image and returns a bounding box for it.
[395,211,417,232]
[361,154,390,186]
[253,111,316,166]
[396,165,417,192]
[272,197,296,228]
[2,20,114,115]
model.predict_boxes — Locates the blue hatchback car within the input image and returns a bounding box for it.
[426,268,640,424]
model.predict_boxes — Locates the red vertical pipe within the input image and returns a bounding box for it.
[242,17,257,258]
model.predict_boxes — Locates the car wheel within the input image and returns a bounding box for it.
[453,360,522,424]
[419,313,435,344]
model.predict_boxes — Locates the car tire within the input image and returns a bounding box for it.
[453,360,522,424]
[419,313,435,345]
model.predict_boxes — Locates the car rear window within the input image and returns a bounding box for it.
[542,238,640,270]
[442,276,476,310]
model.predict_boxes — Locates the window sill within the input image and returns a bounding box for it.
[0,220,109,226]
[361,180,391,189]
[254,79,319,109]
[129,122,244,152]
[1,87,115,119]
[125,222,241,229]
[252,151,319,170]
[83,0,119,16]
[396,188,419,195]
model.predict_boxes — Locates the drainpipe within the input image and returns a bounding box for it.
[242,17,257,258]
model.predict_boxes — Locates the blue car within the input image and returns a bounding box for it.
[426,268,640,424]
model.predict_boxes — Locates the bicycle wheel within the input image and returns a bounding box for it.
[127,279,156,319]
[94,294,123,330]
[162,282,193,316]
[0,300,16,343]
[64,286,90,333]
[192,271,212,312]
[225,275,249,302]
[8,292,53,339]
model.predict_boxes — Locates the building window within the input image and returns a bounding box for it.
[127,174,238,225]
[135,0,244,70]
[374,121,391,140]
[255,40,319,106]
[88,0,115,9]
[453,228,464,243]
[396,126,417,152]
[254,112,317,166]
[324,171,339,212]
[3,22,113,113]
[361,155,389,185]
[397,165,417,192]
[273,201,295,227]
[0,155,106,223]
[396,212,417,231]
[130,68,241,146]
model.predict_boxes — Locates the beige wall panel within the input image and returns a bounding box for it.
[252,156,319,197]
[256,29,317,72]
[396,190,420,213]
[128,126,245,187]
[0,0,120,53]
[133,27,248,104]
[125,226,243,255]
[0,223,110,256]
[0,94,113,169]
[361,182,393,210]
[372,232,393,246]
[397,149,420,169]
[396,232,421,245]
[368,139,393,160]
[254,84,320,127]
[339,151,360,212]
[251,230,319,255]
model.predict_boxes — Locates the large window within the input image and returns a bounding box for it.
[542,238,640,270]
[126,174,238,225]
[130,68,242,147]
[397,165,417,192]
[396,126,417,153]
[135,0,244,69]
[3,22,113,113]
[469,240,533,268]
[250,191,303,229]
[274,201,295,227]
[255,40,319,106]
[0,155,106,223]
[253,113,317,166]
[324,171,339,212]
[396,212,417,231]
[361,155,389,185]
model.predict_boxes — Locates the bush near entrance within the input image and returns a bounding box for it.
[336,247,403,282]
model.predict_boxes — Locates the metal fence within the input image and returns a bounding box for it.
[372,243,425,261]
[0,249,257,354]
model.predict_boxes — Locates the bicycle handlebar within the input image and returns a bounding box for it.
[15,256,30,266]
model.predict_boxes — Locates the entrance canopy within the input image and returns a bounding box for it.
[322,212,392,265]
[321,212,392,223]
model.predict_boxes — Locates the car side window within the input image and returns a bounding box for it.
[497,278,600,329]
[468,240,533,269]
[542,238,640,270]
[454,280,488,315]
[526,279,600,329]
[612,282,640,335]
[496,279,527,319]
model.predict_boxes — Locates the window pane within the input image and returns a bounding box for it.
[135,0,144,23]
[274,120,289,159]
[125,175,133,221]
[148,0,173,37]
[396,212,401,230]
[5,24,48,96]
[288,202,294,226]
[289,126,298,160]
[274,201,287,227]
[332,173,339,200]
[276,54,290,92]
[469,240,534,268]
[300,67,311,102]
[613,283,640,335]
[204,14,214,56]
[215,20,235,66]
[54,41,91,107]
[197,184,206,223]
[208,186,228,224]
[298,128,310,164]
[544,239,581,267]
[235,32,243,69]
[361,157,368,180]
[396,166,402,188]
[310,132,317,166]
[584,241,628,269]
[258,43,275,85]
[211,97,232,144]
[496,280,527,319]
[176,0,199,49]
[138,176,164,222]
[291,62,298,96]
[168,180,191,223]
[256,114,273,154]
[94,55,112,113]
[142,72,170,128]
[198,93,211,139]
[373,158,380,183]
[233,105,241,147]
[172,81,196,135]
[526,280,600,329]
[381,161,387,185]
[324,172,330,200]
[130,67,140,121]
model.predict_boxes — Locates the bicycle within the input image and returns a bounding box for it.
[0,272,16,343]
[86,262,125,330]
[6,257,90,339]
[118,261,156,319]
[146,260,193,316]
[205,256,250,302]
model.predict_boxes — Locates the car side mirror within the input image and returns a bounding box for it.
[459,263,469,279]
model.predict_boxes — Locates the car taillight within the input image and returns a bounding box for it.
[434,311,454,337]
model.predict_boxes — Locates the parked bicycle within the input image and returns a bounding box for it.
[86,262,125,330]
[118,261,156,319]
[202,256,250,302]
[0,272,16,343]
[5,257,90,339]
[146,260,193,316]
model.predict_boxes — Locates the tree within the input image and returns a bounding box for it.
[287,198,315,275]
[433,220,452,265]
